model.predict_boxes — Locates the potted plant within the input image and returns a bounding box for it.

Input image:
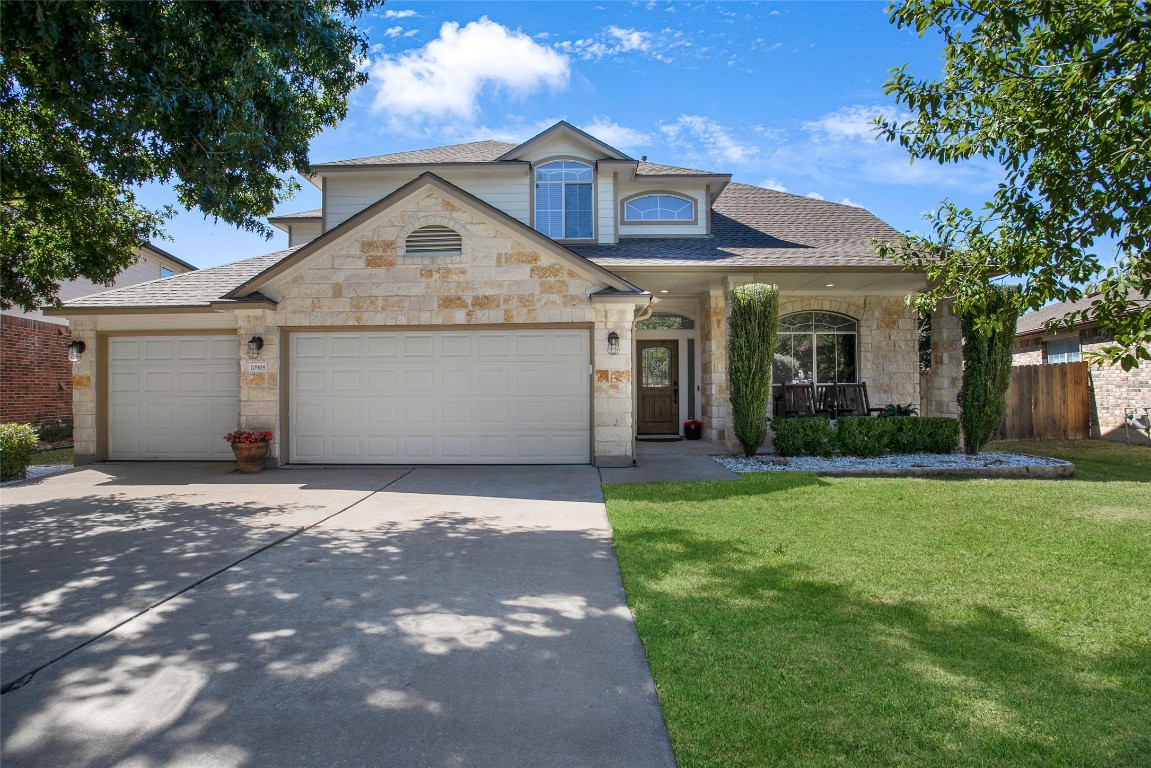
[223,429,273,473]
[683,418,703,440]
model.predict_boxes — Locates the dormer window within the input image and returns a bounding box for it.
[405,225,462,256]
[534,161,593,239]
[623,194,695,222]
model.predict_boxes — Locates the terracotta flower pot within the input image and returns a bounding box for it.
[231,441,269,473]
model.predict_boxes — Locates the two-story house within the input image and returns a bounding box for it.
[51,122,961,467]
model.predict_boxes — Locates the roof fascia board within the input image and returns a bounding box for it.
[497,121,633,162]
[593,264,913,274]
[226,172,642,298]
[309,160,530,175]
[44,304,221,316]
[141,243,198,272]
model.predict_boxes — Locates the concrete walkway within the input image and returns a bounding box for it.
[599,438,742,484]
[1,463,675,768]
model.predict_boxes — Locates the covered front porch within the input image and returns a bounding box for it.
[618,269,962,454]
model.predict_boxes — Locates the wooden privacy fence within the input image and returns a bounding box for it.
[1001,362,1091,440]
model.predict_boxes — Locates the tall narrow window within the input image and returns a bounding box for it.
[535,161,593,239]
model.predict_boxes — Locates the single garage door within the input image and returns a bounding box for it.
[289,329,590,464]
[108,335,240,460]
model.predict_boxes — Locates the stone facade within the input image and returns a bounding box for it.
[920,301,962,418]
[236,187,632,466]
[68,317,97,463]
[699,288,728,444]
[775,294,921,409]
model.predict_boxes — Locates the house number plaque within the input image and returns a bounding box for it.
[247,362,269,373]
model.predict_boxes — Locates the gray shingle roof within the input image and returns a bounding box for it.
[573,183,903,269]
[635,160,717,176]
[60,248,298,309]
[315,141,516,167]
[1016,287,1149,336]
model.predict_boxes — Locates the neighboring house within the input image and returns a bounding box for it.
[1013,290,1151,443]
[50,121,961,467]
[1,244,197,427]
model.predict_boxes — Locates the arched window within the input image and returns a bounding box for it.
[534,161,593,239]
[773,311,858,385]
[624,194,695,222]
[405,225,462,256]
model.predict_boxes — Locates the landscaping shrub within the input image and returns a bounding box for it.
[773,417,835,457]
[728,283,780,457]
[835,416,894,457]
[1,423,39,481]
[36,419,73,443]
[887,416,961,454]
[959,285,1020,454]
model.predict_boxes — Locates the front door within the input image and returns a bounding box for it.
[637,341,678,434]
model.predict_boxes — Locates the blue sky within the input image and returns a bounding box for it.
[146,0,1004,270]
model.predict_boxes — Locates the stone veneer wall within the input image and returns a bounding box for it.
[776,295,921,409]
[242,188,634,466]
[699,288,728,444]
[68,317,97,463]
[921,301,962,418]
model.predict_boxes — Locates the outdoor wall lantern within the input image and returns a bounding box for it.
[607,331,620,356]
[67,340,86,362]
[247,336,265,359]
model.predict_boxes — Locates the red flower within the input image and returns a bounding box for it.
[223,429,274,444]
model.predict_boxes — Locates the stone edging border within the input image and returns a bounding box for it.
[801,462,1075,479]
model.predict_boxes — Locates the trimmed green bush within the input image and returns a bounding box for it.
[959,285,1020,454]
[888,416,962,454]
[835,416,894,457]
[1,423,39,481]
[773,417,835,457]
[36,419,73,443]
[728,283,780,457]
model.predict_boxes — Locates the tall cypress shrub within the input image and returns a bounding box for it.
[728,283,780,456]
[958,284,1021,454]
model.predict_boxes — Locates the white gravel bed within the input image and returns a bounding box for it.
[0,465,72,487]
[715,451,1070,473]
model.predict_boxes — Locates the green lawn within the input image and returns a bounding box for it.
[33,447,74,465]
[606,441,1151,767]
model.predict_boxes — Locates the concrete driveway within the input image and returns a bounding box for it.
[1,463,675,768]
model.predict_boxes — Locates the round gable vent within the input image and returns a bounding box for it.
[405,225,462,256]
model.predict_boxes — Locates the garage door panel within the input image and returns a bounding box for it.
[290,329,590,464]
[108,336,239,460]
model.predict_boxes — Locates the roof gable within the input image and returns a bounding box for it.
[228,172,642,299]
[497,121,633,162]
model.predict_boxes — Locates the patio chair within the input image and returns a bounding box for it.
[777,383,818,418]
[817,382,885,418]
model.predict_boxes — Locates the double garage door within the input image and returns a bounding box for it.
[288,329,590,464]
[106,329,591,464]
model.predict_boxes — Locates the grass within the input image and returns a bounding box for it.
[32,447,74,465]
[605,440,1151,767]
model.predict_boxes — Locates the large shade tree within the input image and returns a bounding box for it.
[877,0,1150,370]
[1,0,381,311]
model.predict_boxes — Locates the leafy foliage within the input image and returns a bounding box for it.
[35,419,73,443]
[772,417,835,458]
[888,416,962,454]
[835,417,896,457]
[958,285,1020,454]
[877,0,1151,369]
[1,0,380,311]
[728,284,780,456]
[1,423,39,481]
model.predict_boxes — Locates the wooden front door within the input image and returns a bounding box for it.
[637,341,678,434]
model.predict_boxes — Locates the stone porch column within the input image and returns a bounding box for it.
[236,310,281,462]
[69,317,97,465]
[700,287,728,445]
[591,302,635,467]
[921,300,962,418]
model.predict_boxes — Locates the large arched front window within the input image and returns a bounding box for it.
[773,311,858,385]
[534,161,593,239]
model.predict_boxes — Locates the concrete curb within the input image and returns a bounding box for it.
[804,461,1075,479]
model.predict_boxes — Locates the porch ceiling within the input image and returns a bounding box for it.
[614,269,927,298]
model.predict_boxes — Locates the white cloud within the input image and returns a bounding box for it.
[368,18,570,125]
[660,115,759,165]
[384,9,417,19]
[556,25,662,61]
[384,26,403,39]
[761,178,787,192]
[839,197,863,207]
[458,117,567,145]
[805,191,825,200]
[581,118,652,152]
[802,105,890,143]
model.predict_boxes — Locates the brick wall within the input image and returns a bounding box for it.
[0,314,73,425]
[1082,332,1151,440]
